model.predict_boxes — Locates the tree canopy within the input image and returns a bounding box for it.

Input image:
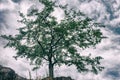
[1,0,105,78]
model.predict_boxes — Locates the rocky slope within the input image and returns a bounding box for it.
[0,65,27,80]
[0,65,74,80]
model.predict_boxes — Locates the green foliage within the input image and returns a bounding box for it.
[1,0,105,77]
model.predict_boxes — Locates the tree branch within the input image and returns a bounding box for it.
[36,39,49,61]
[36,39,45,52]
[53,55,58,65]
[47,26,54,64]
[52,35,63,47]
[42,56,48,61]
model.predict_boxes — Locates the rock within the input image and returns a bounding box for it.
[54,76,74,80]
[0,65,16,80]
[42,77,52,80]
[15,74,27,80]
[0,65,27,80]
[42,76,74,80]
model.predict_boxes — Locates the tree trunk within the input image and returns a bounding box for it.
[49,59,54,79]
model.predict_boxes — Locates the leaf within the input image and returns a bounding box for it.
[32,66,39,71]
[92,66,98,74]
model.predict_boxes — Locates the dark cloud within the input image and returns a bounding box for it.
[0,12,5,25]
[107,71,119,77]
[0,0,8,3]
[0,12,6,31]
[107,25,120,35]
[11,0,22,3]
[112,27,120,35]
[0,11,9,45]
[78,0,92,3]
[0,10,9,30]
[105,66,120,79]
[101,0,116,20]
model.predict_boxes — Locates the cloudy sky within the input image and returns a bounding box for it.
[0,0,120,80]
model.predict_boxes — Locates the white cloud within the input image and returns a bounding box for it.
[0,0,18,11]
[0,0,120,80]
[19,0,33,15]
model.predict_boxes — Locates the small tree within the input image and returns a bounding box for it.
[1,0,105,79]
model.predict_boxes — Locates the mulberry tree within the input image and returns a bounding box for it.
[1,0,105,79]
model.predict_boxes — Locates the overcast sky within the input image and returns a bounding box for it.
[0,0,120,80]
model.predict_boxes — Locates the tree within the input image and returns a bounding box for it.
[1,0,105,79]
